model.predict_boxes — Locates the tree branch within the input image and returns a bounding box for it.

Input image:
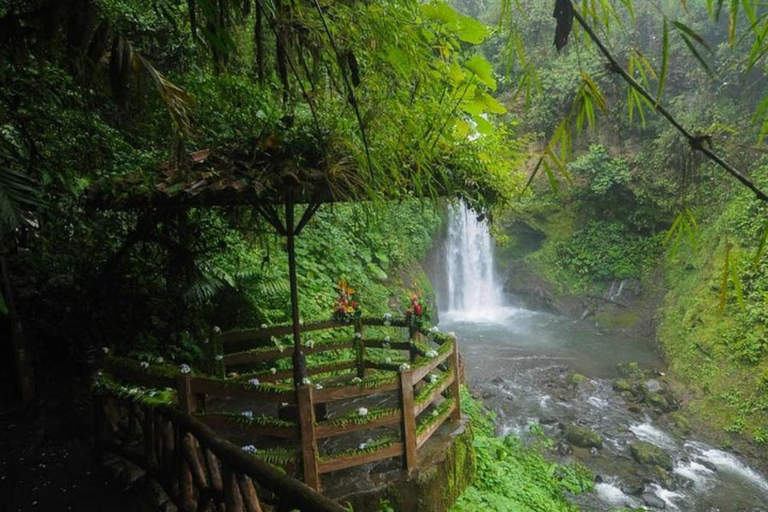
[568,2,768,203]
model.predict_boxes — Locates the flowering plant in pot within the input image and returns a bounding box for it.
[332,280,361,323]
[404,292,429,331]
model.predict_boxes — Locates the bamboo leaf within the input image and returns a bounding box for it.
[729,0,739,46]
[656,19,670,105]
[673,21,713,52]
[678,32,715,76]
[542,160,560,195]
[754,94,768,144]
[618,0,635,21]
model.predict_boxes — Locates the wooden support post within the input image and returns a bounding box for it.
[296,385,320,490]
[224,467,245,512]
[177,374,195,414]
[238,474,264,512]
[161,420,175,481]
[399,370,417,474]
[448,337,462,421]
[285,187,306,388]
[354,320,365,378]
[209,326,225,379]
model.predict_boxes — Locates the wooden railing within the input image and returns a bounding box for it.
[97,317,462,502]
[93,390,347,512]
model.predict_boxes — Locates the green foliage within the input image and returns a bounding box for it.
[555,221,663,282]
[659,168,768,446]
[453,388,592,512]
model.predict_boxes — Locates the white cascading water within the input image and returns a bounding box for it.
[444,201,503,319]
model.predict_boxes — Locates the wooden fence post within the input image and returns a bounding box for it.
[408,324,418,363]
[297,385,320,490]
[448,337,462,421]
[354,320,365,379]
[177,374,195,414]
[208,326,225,379]
[399,369,417,474]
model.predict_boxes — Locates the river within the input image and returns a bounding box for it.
[432,203,768,511]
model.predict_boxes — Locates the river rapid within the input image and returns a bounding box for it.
[441,306,768,511]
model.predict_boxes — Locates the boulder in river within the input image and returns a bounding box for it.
[564,424,603,449]
[556,441,573,456]
[641,491,667,509]
[645,379,664,394]
[613,379,633,393]
[630,441,673,470]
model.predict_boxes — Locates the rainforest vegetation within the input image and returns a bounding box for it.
[2,0,768,510]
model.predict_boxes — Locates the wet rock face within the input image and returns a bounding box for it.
[564,424,603,449]
[641,491,667,509]
[630,441,673,470]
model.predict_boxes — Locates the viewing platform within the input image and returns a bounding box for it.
[93,317,473,511]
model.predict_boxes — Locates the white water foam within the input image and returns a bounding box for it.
[692,444,768,493]
[648,484,686,510]
[630,422,678,450]
[673,460,716,489]
[587,396,609,409]
[595,477,641,507]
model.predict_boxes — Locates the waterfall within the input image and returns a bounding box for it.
[443,201,503,318]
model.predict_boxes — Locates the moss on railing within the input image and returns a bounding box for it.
[416,397,456,437]
[320,406,400,428]
[92,372,176,406]
[318,433,400,462]
[414,367,452,406]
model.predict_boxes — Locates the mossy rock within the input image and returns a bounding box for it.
[566,373,589,387]
[613,379,632,393]
[652,465,676,489]
[646,392,679,413]
[629,441,672,470]
[617,362,641,378]
[564,424,603,449]
[666,412,691,435]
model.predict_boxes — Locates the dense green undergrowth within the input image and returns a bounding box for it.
[451,389,593,512]
[659,171,768,447]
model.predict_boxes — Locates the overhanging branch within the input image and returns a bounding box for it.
[567,1,768,203]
